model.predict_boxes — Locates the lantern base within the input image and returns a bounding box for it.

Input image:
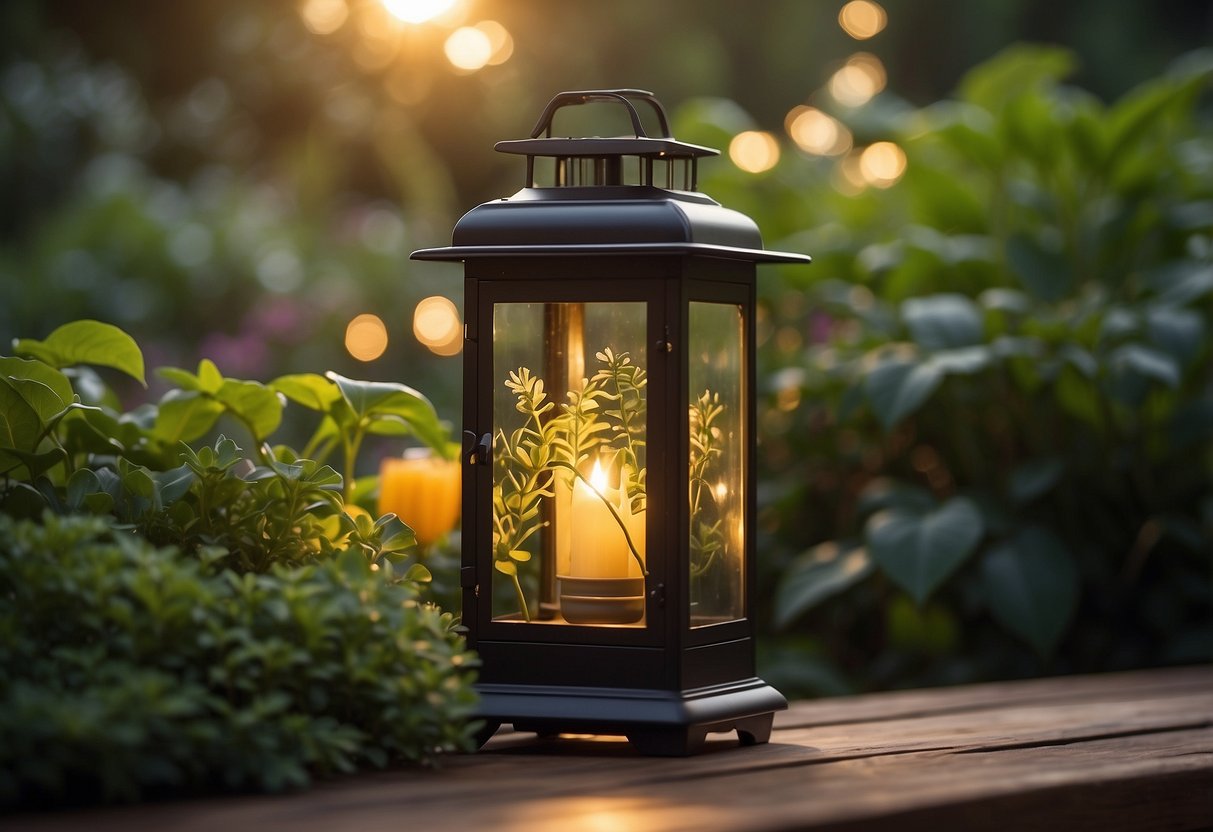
[472,676,786,756]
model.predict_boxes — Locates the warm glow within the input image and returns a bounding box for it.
[859,141,907,186]
[299,0,348,35]
[829,53,887,107]
[382,0,456,24]
[834,150,869,195]
[476,20,514,65]
[728,131,780,173]
[345,313,389,362]
[786,106,853,156]
[589,459,608,493]
[445,26,493,71]
[839,0,887,39]
[413,295,462,356]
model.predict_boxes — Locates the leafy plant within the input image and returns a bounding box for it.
[677,46,1213,692]
[1,320,449,575]
[0,512,477,807]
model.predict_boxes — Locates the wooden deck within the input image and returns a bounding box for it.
[15,665,1213,831]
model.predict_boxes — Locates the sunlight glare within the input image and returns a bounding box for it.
[445,26,493,72]
[476,20,515,66]
[728,131,780,173]
[382,0,457,25]
[839,0,887,40]
[345,313,389,362]
[299,0,348,35]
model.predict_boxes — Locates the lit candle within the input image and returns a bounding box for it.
[378,451,461,547]
[569,459,630,578]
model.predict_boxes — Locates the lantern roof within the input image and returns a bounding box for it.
[412,89,811,266]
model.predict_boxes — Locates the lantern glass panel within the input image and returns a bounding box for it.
[688,301,746,627]
[491,300,648,627]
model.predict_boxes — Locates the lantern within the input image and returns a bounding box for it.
[412,90,810,755]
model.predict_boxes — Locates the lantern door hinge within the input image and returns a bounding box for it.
[460,566,477,589]
[648,582,666,608]
[656,325,673,353]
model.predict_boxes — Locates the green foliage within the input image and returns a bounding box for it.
[1,321,450,574]
[0,513,477,806]
[680,46,1213,692]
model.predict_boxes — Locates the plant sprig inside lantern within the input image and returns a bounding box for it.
[492,348,649,620]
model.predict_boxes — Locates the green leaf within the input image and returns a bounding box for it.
[153,465,196,505]
[493,560,518,576]
[217,379,283,441]
[864,359,943,430]
[0,377,44,452]
[153,390,225,443]
[14,320,146,386]
[3,447,67,479]
[1106,67,1211,174]
[1145,306,1204,366]
[272,373,341,412]
[867,496,985,604]
[3,377,68,424]
[0,356,74,407]
[774,541,873,629]
[1006,233,1071,301]
[1008,458,1064,505]
[958,44,1075,110]
[1108,344,1180,388]
[902,294,984,349]
[326,372,447,451]
[982,527,1078,656]
[156,359,225,394]
[404,563,432,583]
[66,468,104,511]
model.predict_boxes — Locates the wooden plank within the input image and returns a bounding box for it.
[11,667,1212,832]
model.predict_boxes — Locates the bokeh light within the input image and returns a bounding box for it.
[299,0,349,35]
[476,20,515,66]
[729,131,780,173]
[381,0,457,25]
[345,313,389,361]
[838,0,887,40]
[829,53,887,107]
[444,26,493,72]
[859,141,907,187]
[413,295,462,356]
[786,106,853,156]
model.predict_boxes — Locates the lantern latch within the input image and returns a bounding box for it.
[460,566,477,589]
[464,430,492,466]
[649,582,666,608]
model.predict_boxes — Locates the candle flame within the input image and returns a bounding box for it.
[589,459,608,493]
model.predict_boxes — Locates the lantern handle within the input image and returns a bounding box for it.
[529,89,672,140]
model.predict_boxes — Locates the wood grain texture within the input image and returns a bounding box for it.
[12,666,1213,832]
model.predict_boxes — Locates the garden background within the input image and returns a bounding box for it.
[1,0,1210,804]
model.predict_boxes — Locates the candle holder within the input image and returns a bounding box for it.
[412,89,809,755]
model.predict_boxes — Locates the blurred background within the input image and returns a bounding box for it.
[2,0,1210,693]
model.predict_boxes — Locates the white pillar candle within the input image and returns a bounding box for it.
[569,460,630,579]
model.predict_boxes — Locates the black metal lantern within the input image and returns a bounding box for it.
[412,89,809,755]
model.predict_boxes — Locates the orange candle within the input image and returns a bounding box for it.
[378,451,461,547]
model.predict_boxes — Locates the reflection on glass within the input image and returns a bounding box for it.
[492,301,647,627]
[689,302,745,627]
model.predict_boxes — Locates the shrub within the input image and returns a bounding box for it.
[0,512,477,806]
[678,46,1213,691]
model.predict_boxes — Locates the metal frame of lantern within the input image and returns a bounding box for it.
[412,90,810,755]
